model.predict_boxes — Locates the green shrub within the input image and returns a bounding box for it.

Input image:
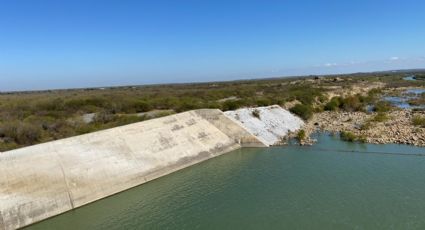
[341,96,364,112]
[133,100,152,113]
[357,134,367,143]
[176,99,201,112]
[255,98,272,106]
[0,122,42,145]
[324,97,342,111]
[374,101,392,113]
[412,116,425,127]
[0,141,19,152]
[340,131,357,142]
[372,112,389,122]
[296,129,306,141]
[290,104,313,120]
[222,100,244,111]
[16,123,43,145]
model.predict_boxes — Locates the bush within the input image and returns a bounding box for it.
[360,121,372,130]
[324,97,342,111]
[252,109,261,119]
[290,104,313,120]
[222,100,244,111]
[0,122,42,145]
[357,134,367,143]
[133,100,152,113]
[374,101,392,113]
[296,129,306,141]
[255,98,272,106]
[16,123,42,145]
[412,116,425,127]
[340,131,357,142]
[341,96,363,112]
[372,112,389,122]
[176,99,201,112]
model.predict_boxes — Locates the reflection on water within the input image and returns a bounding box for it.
[26,133,425,230]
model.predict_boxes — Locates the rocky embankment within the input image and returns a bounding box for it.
[302,110,425,146]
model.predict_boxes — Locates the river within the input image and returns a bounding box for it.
[25,133,425,229]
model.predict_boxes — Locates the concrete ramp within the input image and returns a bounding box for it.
[0,109,265,230]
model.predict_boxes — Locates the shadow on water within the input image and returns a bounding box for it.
[26,133,425,230]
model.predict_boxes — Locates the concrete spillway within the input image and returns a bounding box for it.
[0,109,266,230]
[0,106,302,230]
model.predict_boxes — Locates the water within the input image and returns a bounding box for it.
[405,89,425,95]
[383,88,425,109]
[26,134,425,230]
[403,75,416,81]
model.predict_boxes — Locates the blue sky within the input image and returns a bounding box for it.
[0,0,424,91]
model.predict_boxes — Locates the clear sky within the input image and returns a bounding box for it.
[0,0,424,91]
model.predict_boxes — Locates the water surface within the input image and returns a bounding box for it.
[26,134,425,230]
[384,88,425,109]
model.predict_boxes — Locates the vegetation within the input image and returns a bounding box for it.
[407,93,425,106]
[324,94,376,112]
[414,74,425,80]
[340,131,357,142]
[0,71,423,151]
[412,115,425,128]
[296,129,306,142]
[360,121,372,130]
[372,112,389,122]
[252,109,261,119]
[340,131,366,143]
[290,104,313,120]
[324,97,342,111]
[373,101,392,113]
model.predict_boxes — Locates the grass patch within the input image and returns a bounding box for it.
[412,115,425,128]
[371,112,389,122]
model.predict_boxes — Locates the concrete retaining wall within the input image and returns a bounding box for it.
[0,109,266,230]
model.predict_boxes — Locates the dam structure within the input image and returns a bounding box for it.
[0,106,301,230]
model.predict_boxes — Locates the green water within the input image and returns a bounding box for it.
[26,133,425,230]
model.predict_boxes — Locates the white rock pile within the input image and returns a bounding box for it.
[224,105,304,146]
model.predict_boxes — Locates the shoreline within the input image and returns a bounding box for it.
[300,110,425,147]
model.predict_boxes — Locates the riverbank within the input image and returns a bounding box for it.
[302,110,425,146]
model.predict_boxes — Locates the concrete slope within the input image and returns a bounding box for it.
[224,105,304,146]
[0,109,264,230]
